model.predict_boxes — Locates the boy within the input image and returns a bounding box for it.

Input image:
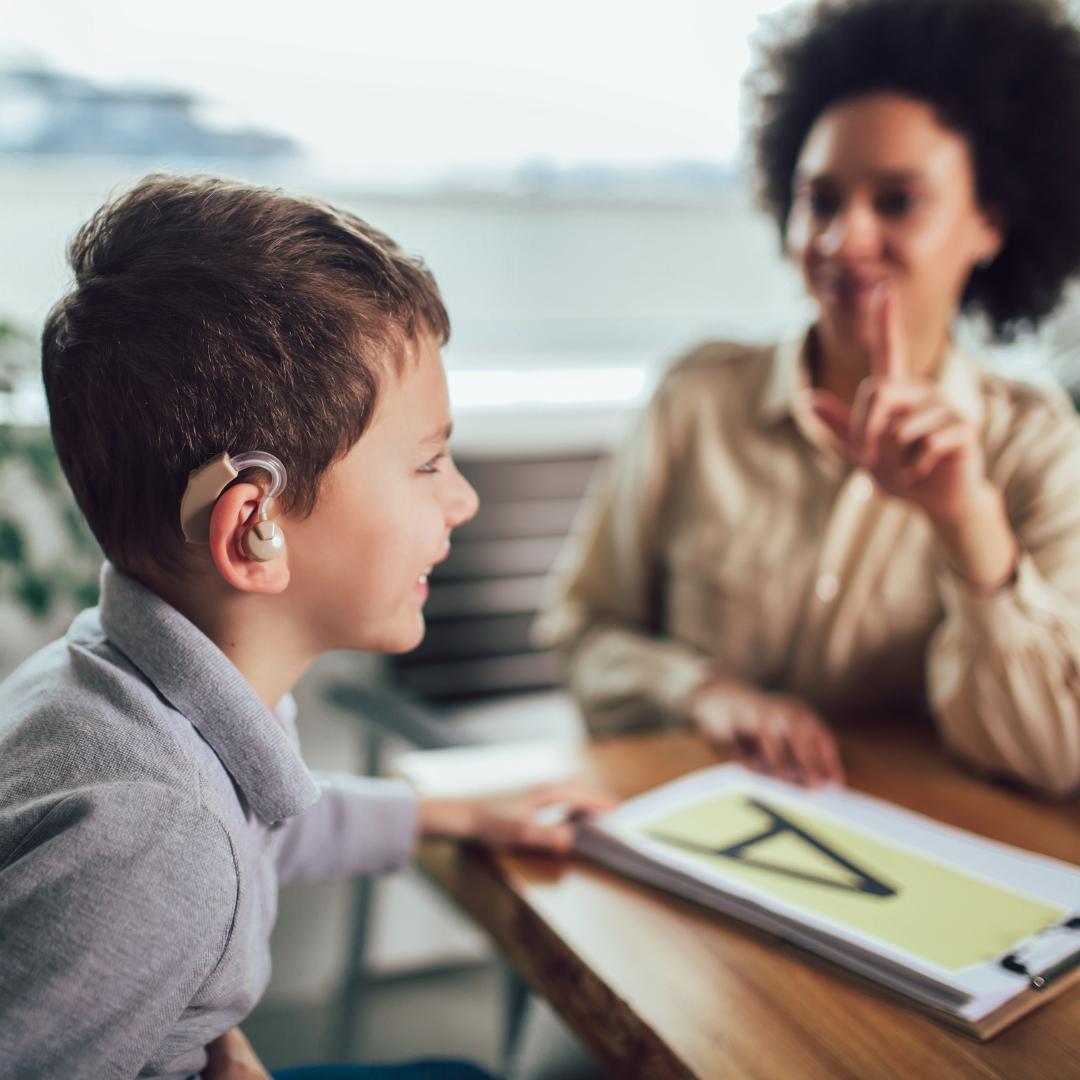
[0,176,612,1080]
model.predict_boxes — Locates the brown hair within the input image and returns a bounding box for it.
[43,174,450,575]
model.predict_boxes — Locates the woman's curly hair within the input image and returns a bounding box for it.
[747,0,1080,339]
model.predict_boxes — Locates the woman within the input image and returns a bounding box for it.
[539,0,1080,794]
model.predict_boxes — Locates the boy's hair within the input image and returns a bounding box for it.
[43,174,449,575]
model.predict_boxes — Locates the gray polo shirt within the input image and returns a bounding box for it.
[0,565,418,1080]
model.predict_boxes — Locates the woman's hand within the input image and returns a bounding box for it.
[202,1028,271,1080]
[418,782,619,854]
[690,677,845,787]
[811,288,1017,588]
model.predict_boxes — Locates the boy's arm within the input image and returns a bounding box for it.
[0,783,237,1080]
[273,772,418,885]
[274,774,618,886]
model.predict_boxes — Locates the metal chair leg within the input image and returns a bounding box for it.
[501,964,531,1079]
[327,723,384,1060]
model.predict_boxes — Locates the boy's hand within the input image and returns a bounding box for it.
[203,1027,272,1080]
[690,677,845,788]
[418,782,618,853]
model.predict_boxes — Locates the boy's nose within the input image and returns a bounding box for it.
[446,467,479,529]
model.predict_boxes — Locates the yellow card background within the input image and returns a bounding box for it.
[635,793,1064,971]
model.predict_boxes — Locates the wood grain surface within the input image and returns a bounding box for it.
[417,714,1080,1080]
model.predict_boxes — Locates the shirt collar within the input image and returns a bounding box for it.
[758,333,807,425]
[97,563,321,823]
[757,330,843,456]
[935,341,985,427]
[757,326,985,438]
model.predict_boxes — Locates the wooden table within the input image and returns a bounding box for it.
[417,715,1080,1080]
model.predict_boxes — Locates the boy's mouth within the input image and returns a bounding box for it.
[416,541,450,595]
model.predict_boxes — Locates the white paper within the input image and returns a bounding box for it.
[391,738,585,798]
[576,764,1080,1016]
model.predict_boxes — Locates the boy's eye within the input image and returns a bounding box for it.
[418,453,445,475]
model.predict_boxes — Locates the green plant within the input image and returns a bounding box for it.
[0,321,102,620]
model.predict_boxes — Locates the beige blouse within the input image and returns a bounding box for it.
[536,335,1080,794]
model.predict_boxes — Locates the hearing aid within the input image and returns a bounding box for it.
[179,451,288,562]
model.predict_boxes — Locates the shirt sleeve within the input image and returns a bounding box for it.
[535,369,715,737]
[274,772,418,885]
[0,784,237,1080]
[927,393,1080,795]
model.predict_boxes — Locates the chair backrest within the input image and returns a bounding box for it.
[390,454,603,705]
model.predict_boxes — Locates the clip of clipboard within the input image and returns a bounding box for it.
[1000,915,1080,989]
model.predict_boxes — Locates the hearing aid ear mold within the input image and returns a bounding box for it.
[180,451,288,561]
[242,519,285,562]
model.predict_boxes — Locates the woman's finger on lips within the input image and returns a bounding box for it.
[846,376,879,454]
[871,287,910,383]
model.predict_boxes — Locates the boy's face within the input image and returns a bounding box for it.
[282,333,478,654]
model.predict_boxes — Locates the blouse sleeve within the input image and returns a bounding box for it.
[535,370,715,737]
[927,389,1080,795]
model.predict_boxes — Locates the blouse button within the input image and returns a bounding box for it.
[850,474,873,502]
[815,573,839,602]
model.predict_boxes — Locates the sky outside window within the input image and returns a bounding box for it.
[2,0,1065,422]
[0,0,793,182]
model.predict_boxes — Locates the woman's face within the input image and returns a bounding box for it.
[786,93,1003,371]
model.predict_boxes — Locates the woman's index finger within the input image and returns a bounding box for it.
[872,287,909,382]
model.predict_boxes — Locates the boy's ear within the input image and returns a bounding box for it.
[207,483,290,595]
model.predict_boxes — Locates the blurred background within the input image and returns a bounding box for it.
[3,1,1080,1076]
